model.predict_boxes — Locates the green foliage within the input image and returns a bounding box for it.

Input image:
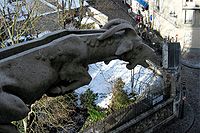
[80,89,106,129]
[87,106,106,122]
[81,106,106,130]
[82,79,139,130]
[110,78,131,111]
[80,88,98,108]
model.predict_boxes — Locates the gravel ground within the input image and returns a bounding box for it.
[182,66,200,133]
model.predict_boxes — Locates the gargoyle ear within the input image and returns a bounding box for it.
[115,40,133,55]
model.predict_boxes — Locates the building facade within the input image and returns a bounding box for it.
[130,0,200,65]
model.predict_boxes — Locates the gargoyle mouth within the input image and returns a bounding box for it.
[126,56,150,69]
[126,59,138,70]
[46,80,76,97]
[119,53,138,70]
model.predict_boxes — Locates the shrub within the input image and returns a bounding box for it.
[80,88,98,108]
[80,89,106,129]
[110,78,131,111]
[14,93,88,133]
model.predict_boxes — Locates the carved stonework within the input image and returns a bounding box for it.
[0,19,160,132]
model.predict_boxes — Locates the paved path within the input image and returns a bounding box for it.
[182,66,200,133]
[156,66,200,133]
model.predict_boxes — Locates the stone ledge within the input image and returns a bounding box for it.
[110,98,174,133]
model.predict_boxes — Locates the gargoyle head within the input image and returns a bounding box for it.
[117,41,160,69]
[113,32,160,69]
[98,19,161,69]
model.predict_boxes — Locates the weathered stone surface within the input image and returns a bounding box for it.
[0,123,20,133]
[0,19,160,132]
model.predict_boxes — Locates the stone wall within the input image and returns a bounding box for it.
[82,98,176,133]
[83,98,153,133]
[122,100,174,133]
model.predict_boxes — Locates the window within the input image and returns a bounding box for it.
[155,0,160,11]
[184,10,194,24]
[185,0,195,6]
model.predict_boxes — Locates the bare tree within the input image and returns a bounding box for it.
[56,0,87,29]
[0,0,39,47]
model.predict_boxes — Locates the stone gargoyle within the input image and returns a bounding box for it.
[0,19,160,132]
